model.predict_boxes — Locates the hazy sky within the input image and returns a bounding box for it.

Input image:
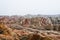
[0,0,60,15]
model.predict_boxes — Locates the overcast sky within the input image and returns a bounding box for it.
[0,0,60,15]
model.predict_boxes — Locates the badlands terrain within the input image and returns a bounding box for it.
[0,15,60,40]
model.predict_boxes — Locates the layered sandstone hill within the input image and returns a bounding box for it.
[0,16,53,30]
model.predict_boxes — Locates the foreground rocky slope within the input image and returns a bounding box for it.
[0,23,60,40]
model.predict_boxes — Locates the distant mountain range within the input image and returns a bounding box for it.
[0,14,60,18]
[23,14,60,18]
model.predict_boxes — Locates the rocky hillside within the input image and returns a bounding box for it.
[0,15,60,30]
[0,15,60,40]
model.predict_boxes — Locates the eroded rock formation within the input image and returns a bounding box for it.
[0,23,19,40]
